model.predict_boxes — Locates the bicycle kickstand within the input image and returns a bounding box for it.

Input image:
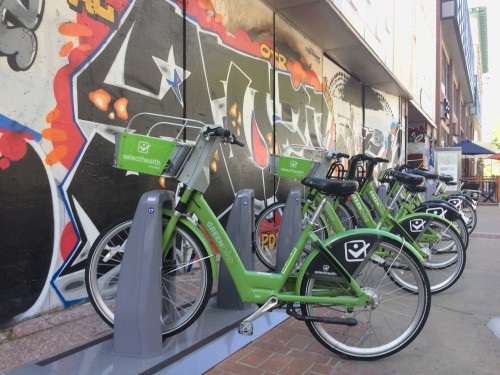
[238,296,279,335]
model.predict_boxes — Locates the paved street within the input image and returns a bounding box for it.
[1,205,500,374]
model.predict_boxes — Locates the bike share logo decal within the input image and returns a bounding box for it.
[426,207,447,218]
[148,207,155,214]
[290,160,298,168]
[314,263,338,276]
[138,141,152,154]
[345,240,370,262]
[409,218,426,232]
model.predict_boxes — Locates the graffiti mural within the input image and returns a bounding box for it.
[323,62,402,175]
[0,0,403,327]
[409,123,427,143]
[364,87,402,166]
[0,0,45,71]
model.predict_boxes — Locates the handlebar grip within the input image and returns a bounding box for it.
[233,138,245,147]
[375,157,389,163]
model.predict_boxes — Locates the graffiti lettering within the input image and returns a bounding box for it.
[67,0,117,28]
[0,0,44,71]
[260,43,287,70]
[260,233,278,251]
[408,124,426,143]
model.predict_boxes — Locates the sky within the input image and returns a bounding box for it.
[468,0,499,140]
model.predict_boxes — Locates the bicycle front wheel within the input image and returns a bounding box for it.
[85,216,213,338]
[300,237,431,360]
[461,199,477,233]
[255,202,328,271]
[415,218,466,294]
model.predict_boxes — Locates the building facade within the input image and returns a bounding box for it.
[0,0,484,325]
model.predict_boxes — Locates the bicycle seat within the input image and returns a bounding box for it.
[438,174,454,183]
[392,170,424,186]
[404,184,427,193]
[302,177,358,196]
[413,169,439,180]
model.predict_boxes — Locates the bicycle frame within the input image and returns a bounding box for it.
[306,186,436,259]
[160,188,381,307]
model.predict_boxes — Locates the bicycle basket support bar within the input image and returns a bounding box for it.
[114,133,177,176]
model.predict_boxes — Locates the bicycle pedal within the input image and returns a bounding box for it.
[238,321,253,335]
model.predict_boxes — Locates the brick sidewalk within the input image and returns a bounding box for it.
[0,304,112,374]
[206,317,393,375]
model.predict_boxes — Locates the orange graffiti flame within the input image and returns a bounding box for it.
[58,22,93,37]
[42,128,68,142]
[198,0,215,13]
[46,108,60,123]
[289,60,307,89]
[60,41,74,57]
[114,97,129,120]
[89,89,111,111]
[229,102,237,118]
[210,160,217,172]
[266,132,273,144]
[45,145,68,166]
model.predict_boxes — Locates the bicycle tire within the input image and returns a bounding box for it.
[85,215,213,338]
[453,217,469,249]
[254,201,329,271]
[330,200,357,230]
[460,198,477,233]
[404,217,466,294]
[300,236,431,360]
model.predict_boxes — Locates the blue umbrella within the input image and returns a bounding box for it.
[452,140,495,155]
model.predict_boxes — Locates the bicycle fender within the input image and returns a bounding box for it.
[448,193,474,205]
[161,209,219,281]
[414,203,461,222]
[391,212,460,240]
[444,195,470,210]
[296,229,423,286]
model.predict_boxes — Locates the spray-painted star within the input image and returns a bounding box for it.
[152,46,191,105]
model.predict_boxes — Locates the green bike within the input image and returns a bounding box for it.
[86,118,431,360]
[256,153,465,293]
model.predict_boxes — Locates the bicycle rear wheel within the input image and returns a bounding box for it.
[300,237,431,360]
[85,216,213,338]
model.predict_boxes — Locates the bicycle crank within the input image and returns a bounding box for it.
[238,296,279,335]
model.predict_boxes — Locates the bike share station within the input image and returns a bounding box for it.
[12,119,307,375]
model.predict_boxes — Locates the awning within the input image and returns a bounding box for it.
[409,100,437,128]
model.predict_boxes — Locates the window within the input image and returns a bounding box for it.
[441,50,448,96]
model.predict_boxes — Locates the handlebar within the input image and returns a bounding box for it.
[202,125,245,147]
